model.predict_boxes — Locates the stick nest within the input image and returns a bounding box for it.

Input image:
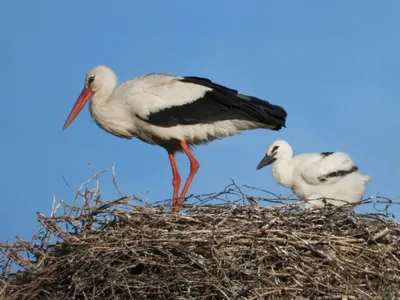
[0,169,399,299]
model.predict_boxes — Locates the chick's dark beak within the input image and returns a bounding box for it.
[256,154,277,170]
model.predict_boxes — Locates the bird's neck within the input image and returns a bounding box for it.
[89,84,116,119]
[272,159,294,188]
[91,84,116,105]
[88,84,137,139]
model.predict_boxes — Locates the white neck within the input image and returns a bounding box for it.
[88,80,137,138]
[89,79,117,121]
[271,157,294,188]
[91,82,117,106]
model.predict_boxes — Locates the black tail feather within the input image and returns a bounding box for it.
[237,94,287,130]
[181,76,287,130]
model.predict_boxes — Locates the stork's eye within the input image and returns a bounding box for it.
[88,76,95,85]
[271,145,279,153]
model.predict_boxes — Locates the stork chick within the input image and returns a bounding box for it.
[256,140,371,208]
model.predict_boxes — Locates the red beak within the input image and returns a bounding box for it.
[62,88,94,131]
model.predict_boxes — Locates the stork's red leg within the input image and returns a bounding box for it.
[176,141,200,209]
[168,152,181,212]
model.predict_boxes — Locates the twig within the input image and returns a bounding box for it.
[371,227,390,241]
[112,162,124,198]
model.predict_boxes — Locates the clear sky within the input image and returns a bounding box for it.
[1,0,399,242]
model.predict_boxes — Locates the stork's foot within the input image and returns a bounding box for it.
[171,199,180,212]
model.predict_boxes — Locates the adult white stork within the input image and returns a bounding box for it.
[256,140,371,208]
[62,65,287,211]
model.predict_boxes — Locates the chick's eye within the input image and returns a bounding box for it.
[88,76,95,85]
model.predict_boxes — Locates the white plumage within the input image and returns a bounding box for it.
[256,140,371,208]
[62,65,287,212]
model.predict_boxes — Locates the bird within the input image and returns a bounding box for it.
[256,140,371,208]
[62,65,288,212]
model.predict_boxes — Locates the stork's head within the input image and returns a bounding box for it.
[256,139,293,170]
[62,65,117,131]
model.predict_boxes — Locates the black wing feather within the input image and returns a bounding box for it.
[321,152,334,157]
[140,76,287,129]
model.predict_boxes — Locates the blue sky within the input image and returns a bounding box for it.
[1,0,399,241]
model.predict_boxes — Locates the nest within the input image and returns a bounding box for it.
[0,168,399,299]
